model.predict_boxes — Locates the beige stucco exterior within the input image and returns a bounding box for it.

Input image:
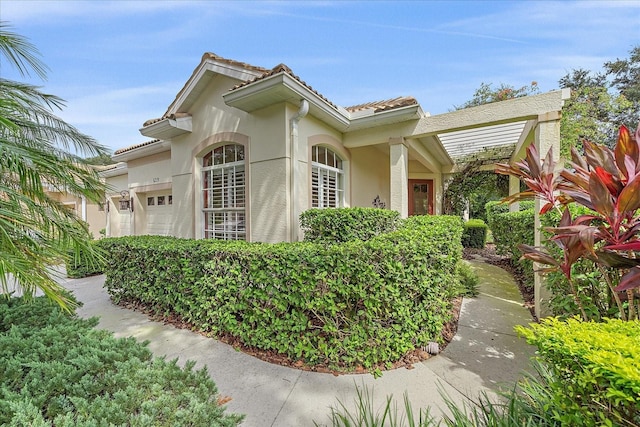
[102,53,567,271]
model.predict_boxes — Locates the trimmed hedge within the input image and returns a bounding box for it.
[485,201,535,285]
[0,296,242,426]
[517,318,640,426]
[300,207,401,243]
[102,215,464,371]
[461,219,487,249]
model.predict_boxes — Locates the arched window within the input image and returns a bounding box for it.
[311,146,343,208]
[202,144,245,240]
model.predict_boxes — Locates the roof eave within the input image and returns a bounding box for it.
[112,140,171,162]
[139,116,192,140]
[345,105,423,132]
[223,73,351,131]
[99,162,128,178]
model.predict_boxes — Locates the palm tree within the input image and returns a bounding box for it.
[0,21,108,310]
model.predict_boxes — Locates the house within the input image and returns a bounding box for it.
[103,52,569,245]
[44,178,106,239]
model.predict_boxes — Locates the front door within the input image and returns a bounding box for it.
[408,179,433,215]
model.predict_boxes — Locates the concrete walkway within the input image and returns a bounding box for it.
[60,260,535,426]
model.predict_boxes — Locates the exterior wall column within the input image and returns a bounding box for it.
[534,112,561,319]
[508,175,520,212]
[389,137,409,218]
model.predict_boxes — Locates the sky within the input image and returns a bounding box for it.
[2,0,639,154]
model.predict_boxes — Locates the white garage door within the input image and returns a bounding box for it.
[145,192,172,236]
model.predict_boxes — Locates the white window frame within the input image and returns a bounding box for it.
[202,144,246,240]
[311,146,344,208]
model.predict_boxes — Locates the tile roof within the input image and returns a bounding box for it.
[114,139,161,155]
[142,112,191,128]
[230,63,341,111]
[140,52,419,134]
[346,96,419,113]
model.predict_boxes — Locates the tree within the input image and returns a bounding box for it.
[0,22,107,309]
[559,45,640,155]
[454,81,540,109]
[83,152,115,166]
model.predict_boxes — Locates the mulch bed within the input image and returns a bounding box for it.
[114,246,530,375]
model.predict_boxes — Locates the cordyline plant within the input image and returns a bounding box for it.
[495,123,640,321]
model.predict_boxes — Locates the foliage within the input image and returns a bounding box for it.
[461,219,487,249]
[485,201,536,286]
[560,45,640,154]
[300,207,401,243]
[454,81,540,109]
[443,166,508,222]
[316,383,435,427]
[102,216,464,372]
[517,317,640,426]
[0,22,107,310]
[496,123,640,320]
[540,205,620,320]
[0,296,243,426]
[82,152,115,166]
[65,240,106,278]
[455,261,479,298]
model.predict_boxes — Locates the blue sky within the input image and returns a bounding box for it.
[2,0,639,154]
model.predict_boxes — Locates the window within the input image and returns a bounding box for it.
[168,195,173,205]
[157,196,165,206]
[311,146,343,208]
[202,144,245,240]
[119,200,130,211]
[147,197,155,206]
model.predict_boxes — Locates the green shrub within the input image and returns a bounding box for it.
[0,296,242,426]
[517,318,640,426]
[300,207,401,243]
[485,201,535,286]
[102,216,464,372]
[65,240,106,278]
[461,219,487,249]
[455,261,480,297]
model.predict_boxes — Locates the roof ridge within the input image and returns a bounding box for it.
[346,96,418,113]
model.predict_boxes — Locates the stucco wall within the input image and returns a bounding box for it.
[127,151,171,189]
[249,158,289,242]
[350,145,390,208]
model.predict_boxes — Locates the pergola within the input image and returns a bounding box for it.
[403,89,571,319]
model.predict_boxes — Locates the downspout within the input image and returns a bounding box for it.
[81,196,87,222]
[290,99,309,242]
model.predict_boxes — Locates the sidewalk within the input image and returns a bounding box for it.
[61,260,535,426]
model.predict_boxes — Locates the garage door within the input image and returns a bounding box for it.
[145,192,172,236]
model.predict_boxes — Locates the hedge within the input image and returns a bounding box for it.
[102,215,464,372]
[300,207,401,243]
[485,201,535,285]
[517,318,640,426]
[461,219,487,249]
[0,296,242,426]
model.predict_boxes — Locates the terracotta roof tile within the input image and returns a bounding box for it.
[142,112,191,128]
[346,96,418,113]
[114,139,161,155]
[230,63,340,111]
[201,52,269,74]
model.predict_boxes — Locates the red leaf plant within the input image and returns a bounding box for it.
[495,123,640,321]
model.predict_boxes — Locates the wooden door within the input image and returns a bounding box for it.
[408,179,433,215]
